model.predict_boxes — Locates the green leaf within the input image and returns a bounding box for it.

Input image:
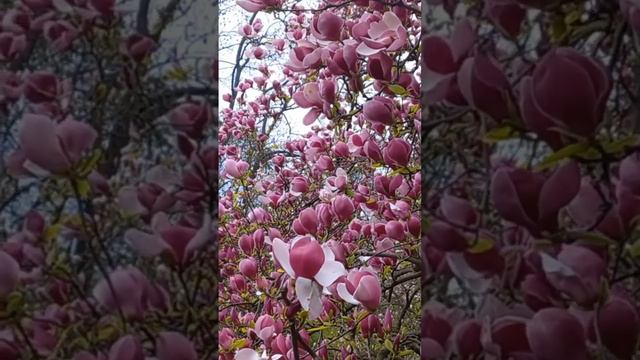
[97,325,118,342]
[165,66,190,81]
[602,135,640,154]
[564,231,615,246]
[628,239,640,258]
[468,238,494,254]
[564,9,583,25]
[44,224,63,242]
[388,84,407,96]
[5,292,24,314]
[550,15,568,42]
[230,339,247,350]
[75,179,92,199]
[383,339,395,353]
[483,125,518,143]
[535,142,592,170]
[307,325,329,333]
[77,149,102,176]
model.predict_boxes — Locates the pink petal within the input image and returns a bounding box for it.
[235,0,265,12]
[289,237,324,278]
[55,118,97,164]
[337,283,359,305]
[526,308,587,360]
[156,332,197,360]
[0,251,19,298]
[235,349,260,360]
[124,229,169,258]
[314,254,346,287]
[353,274,381,310]
[108,335,144,360]
[272,238,294,277]
[19,114,69,173]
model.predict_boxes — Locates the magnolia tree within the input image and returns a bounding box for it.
[423,0,640,359]
[0,0,217,358]
[217,0,421,359]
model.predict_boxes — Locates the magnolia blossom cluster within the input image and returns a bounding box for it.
[219,0,420,358]
[423,0,640,359]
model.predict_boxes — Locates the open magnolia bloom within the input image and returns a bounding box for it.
[125,212,214,266]
[336,268,382,311]
[235,348,282,360]
[272,236,346,319]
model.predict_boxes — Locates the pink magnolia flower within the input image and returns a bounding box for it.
[383,138,411,168]
[289,176,309,195]
[272,236,346,319]
[526,308,587,360]
[327,44,358,76]
[616,152,640,229]
[520,47,611,149]
[118,165,178,216]
[363,96,394,126]
[125,212,213,266]
[120,34,156,62]
[484,0,526,37]
[292,82,324,125]
[311,12,343,41]
[21,0,54,12]
[10,114,96,175]
[0,32,26,61]
[235,348,282,360]
[293,208,319,235]
[72,351,105,360]
[223,159,250,178]
[336,269,382,310]
[588,295,640,359]
[332,195,355,221]
[236,0,282,12]
[384,220,405,240]
[169,100,212,138]
[239,24,256,38]
[621,0,640,32]
[86,0,116,18]
[272,38,285,51]
[239,257,258,279]
[352,12,408,56]
[42,20,78,52]
[367,52,394,81]
[491,161,580,235]
[423,19,474,104]
[23,71,63,103]
[0,251,19,298]
[374,174,405,197]
[286,44,323,72]
[360,314,382,338]
[482,315,531,357]
[0,70,22,102]
[254,314,283,342]
[568,178,624,240]
[108,335,144,360]
[540,244,606,306]
[93,266,167,320]
[457,54,512,122]
[156,332,197,360]
[2,9,30,34]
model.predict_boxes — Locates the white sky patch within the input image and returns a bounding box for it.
[218,0,320,139]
